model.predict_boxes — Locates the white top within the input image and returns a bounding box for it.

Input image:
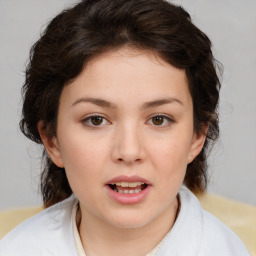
[0,186,250,256]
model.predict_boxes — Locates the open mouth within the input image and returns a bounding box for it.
[107,182,148,194]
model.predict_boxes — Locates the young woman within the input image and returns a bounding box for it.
[0,0,250,255]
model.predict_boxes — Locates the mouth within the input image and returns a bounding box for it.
[107,182,148,194]
[105,176,151,204]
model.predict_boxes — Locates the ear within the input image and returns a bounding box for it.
[187,124,209,164]
[37,120,64,168]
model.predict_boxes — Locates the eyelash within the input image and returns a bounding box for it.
[147,114,175,127]
[82,114,111,127]
[81,114,175,128]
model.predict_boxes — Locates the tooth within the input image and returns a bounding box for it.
[119,190,124,194]
[111,181,145,188]
[124,190,129,194]
[129,190,135,193]
[128,182,136,188]
[135,189,141,193]
[128,182,143,188]
[121,182,129,187]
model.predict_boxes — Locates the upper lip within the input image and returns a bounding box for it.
[106,175,150,185]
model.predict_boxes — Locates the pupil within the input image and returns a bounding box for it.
[153,116,163,125]
[92,116,103,125]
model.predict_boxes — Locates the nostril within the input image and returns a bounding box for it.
[117,157,142,163]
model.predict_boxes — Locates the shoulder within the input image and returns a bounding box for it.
[199,209,250,255]
[158,187,250,256]
[0,196,78,256]
[181,187,250,256]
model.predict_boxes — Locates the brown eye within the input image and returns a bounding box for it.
[152,116,164,125]
[91,116,103,126]
[147,115,174,127]
[82,115,109,127]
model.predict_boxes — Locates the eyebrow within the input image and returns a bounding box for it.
[142,98,184,109]
[71,97,183,109]
[71,97,116,108]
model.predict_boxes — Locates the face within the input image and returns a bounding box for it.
[40,48,206,230]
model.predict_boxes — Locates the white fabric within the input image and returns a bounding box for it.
[0,187,250,256]
[72,203,87,256]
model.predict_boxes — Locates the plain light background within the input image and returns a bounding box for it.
[0,0,255,210]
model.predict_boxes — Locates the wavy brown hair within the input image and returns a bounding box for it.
[20,0,221,207]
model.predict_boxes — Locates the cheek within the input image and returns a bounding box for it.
[58,133,109,185]
[150,136,191,167]
[60,144,104,200]
[148,135,192,186]
[58,125,108,165]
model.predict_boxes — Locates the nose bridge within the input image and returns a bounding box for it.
[112,119,144,163]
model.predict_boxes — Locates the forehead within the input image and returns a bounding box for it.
[85,47,183,79]
[61,47,191,108]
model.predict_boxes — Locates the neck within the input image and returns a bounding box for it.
[77,197,179,256]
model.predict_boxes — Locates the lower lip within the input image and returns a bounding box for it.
[105,185,151,204]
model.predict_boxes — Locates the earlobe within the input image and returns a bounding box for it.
[187,125,208,164]
[37,120,64,168]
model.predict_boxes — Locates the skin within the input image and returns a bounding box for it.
[39,47,207,256]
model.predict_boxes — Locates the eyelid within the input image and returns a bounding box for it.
[147,113,175,126]
[81,113,111,127]
[80,113,175,127]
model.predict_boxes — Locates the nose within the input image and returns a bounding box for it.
[111,122,145,164]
